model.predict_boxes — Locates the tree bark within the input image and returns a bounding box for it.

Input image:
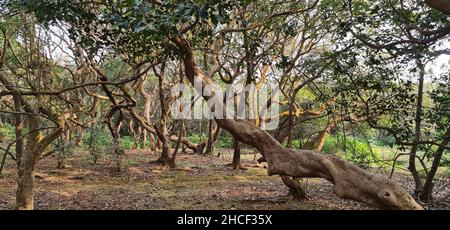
[137,74,155,150]
[408,59,425,197]
[153,63,172,165]
[16,113,65,209]
[172,36,423,210]
[168,120,184,168]
[314,121,333,151]
[205,121,221,155]
[232,137,242,170]
[422,128,450,202]
[16,159,35,210]
[205,120,214,154]
[286,100,295,148]
[281,175,309,199]
[425,0,450,15]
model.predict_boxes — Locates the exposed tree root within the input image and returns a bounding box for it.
[281,176,310,200]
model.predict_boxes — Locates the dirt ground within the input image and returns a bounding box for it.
[0,148,448,210]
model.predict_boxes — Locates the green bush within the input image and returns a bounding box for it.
[83,128,111,148]
[187,133,205,144]
[84,127,110,164]
[322,133,379,168]
[371,136,395,147]
[291,140,302,149]
[217,135,233,148]
[186,133,233,148]
[0,123,15,139]
[322,136,339,154]
[120,136,135,150]
[54,137,76,168]
[341,138,379,169]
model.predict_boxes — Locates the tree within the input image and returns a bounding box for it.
[337,0,450,201]
[9,0,428,209]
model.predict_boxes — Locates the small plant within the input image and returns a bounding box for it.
[291,140,302,149]
[187,133,205,144]
[119,136,135,150]
[85,126,109,165]
[106,139,125,172]
[54,137,75,169]
[217,135,233,148]
[322,136,340,154]
[0,123,15,141]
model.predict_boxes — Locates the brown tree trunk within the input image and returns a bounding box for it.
[232,137,241,170]
[205,121,221,155]
[16,115,39,210]
[280,176,309,200]
[421,128,450,202]
[56,128,71,169]
[168,120,184,168]
[75,126,84,147]
[105,105,125,172]
[409,59,425,197]
[286,100,294,148]
[137,73,154,150]
[1,35,66,210]
[425,0,450,15]
[314,121,333,151]
[13,97,24,168]
[205,120,214,155]
[153,63,172,165]
[172,36,423,210]
[16,113,65,209]
[16,163,35,210]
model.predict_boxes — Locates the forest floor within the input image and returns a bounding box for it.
[0,148,449,210]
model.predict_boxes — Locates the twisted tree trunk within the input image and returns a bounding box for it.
[425,0,450,15]
[172,36,423,210]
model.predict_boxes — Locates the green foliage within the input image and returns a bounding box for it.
[120,136,135,150]
[0,123,15,139]
[83,128,111,147]
[14,0,237,62]
[322,133,379,168]
[322,136,339,154]
[185,133,233,148]
[84,127,110,164]
[187,133,205,144]
[107,139,125,172]
[371,135,395,147]
[291,140,301,149]
[83,127,127,169]
[53,137,76,168]
[217,135,232,148]
[341,138,379,169]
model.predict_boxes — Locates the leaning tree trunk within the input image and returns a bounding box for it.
[172,36,422,210]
